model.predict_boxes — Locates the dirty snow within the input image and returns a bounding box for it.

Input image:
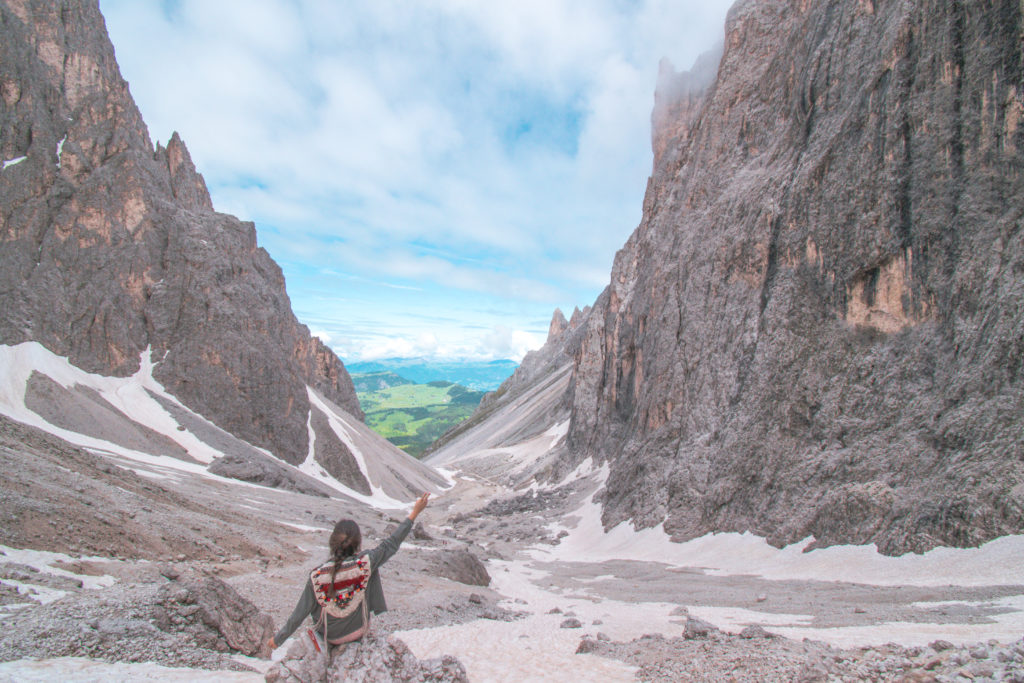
[305,390,409,509]
[0,343,368,497]
[0,342,224,464]
[0,545,116,592]
[0,658,261,682]
[1,155,27,170]
[537,484,1024,588]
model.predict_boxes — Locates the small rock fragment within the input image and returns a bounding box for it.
[683,617,717,639]
[740,625,770,639]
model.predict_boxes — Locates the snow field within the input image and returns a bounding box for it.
[537,484,1024,588]
[518,484,1024,647]
[0,342,433,509]
[0,658,263,682]
[0,342,230,465]
[395,557,699,682]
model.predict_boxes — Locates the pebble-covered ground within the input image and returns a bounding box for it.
[2,417,1023,682]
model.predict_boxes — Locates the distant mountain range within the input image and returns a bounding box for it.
[345,358,519,392]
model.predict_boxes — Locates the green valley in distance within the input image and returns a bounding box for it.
[352,373,487,458]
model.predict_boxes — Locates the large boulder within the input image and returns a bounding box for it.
[426,549,491,587]
[266,632,467,683]
[152,571,273,657]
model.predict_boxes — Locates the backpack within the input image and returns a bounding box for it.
[309,554,372,619]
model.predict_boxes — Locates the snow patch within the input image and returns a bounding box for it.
[433,467,458,488]
[0,658,262,682]
[396,615,637,682]
[306,389,409,509]
[0,342,224,464]
[398,555,685,682]
[3,578,68,606]
[56,135,66,167]
[0,342,308,493]
[2,155,27,170]
[0,545,116,591]
[535,486,1024,588]
[278,522,328,533]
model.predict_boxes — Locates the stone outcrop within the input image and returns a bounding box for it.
[564,0,1024,554]
[425,549,491,587]
[153,570,274,657]
[0,0,362,465]
[266,632,468,683]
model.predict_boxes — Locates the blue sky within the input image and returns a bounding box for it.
[99,0,734,362]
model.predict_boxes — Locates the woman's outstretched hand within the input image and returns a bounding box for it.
[408,492,430,521]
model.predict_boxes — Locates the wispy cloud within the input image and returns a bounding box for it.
[100,0,733,360]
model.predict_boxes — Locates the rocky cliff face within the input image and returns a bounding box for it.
[424,307,589,485]
[567,0,1024,554]
[0,0,362,464]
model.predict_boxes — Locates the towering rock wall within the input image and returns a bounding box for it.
[568,0,1024,554]
[0,0,362,464]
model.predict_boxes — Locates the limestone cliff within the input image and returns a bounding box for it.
[566,0,1024,554]
[0,0,363,465]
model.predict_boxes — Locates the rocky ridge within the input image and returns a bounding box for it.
[424,307,590,485]
[0,0,361,467]
[561,0,1024,553]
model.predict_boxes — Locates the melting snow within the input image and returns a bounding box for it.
[279,522,329,533]
[535,482,1024,589]
[305,389,409,509]
[0,342,226,465]
[0,343,373,497]
[0,658,261,682]
[0,545,116,592]
[1,155,27,170]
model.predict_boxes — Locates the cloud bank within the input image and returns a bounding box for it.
[100,0,734,361]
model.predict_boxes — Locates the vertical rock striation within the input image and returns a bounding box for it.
[0,0,362,464]
[568,0,1024,554]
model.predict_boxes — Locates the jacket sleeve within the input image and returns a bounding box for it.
[274,579,315,645]
[366,518,413,570]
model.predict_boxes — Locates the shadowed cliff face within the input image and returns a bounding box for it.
[567,0,1024,554]
[0,0,362,464]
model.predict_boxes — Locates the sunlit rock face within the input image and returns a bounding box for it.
[0,0,362,464]
[566,0,1024,554]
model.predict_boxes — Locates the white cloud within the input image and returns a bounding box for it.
[309,329,332,344]
[335,325,543,363]
[99,0,734,360]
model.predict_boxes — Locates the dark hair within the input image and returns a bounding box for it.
[327,519,362,600]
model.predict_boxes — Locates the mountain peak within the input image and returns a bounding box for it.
[547,308,569,342]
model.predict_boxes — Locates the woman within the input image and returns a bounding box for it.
[267,492,430,652]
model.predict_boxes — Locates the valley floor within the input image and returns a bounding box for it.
[1,426,1023,682]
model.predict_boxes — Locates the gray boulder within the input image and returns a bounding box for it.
[425,549,490,587]
[682,617,717,640]
[208,451,332,497]
[153,571,273,657]
[265,632,467,683]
